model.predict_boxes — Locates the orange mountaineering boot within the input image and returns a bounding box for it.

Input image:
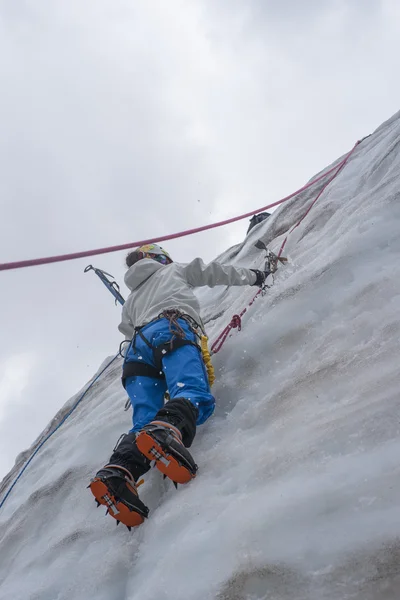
[136,420,198,484]
[89,465,149,530]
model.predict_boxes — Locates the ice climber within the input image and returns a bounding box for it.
[89,243,271,529]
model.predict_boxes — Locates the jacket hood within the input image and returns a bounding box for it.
[124,259,165,291]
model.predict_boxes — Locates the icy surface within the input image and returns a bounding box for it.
[1,112,400,599]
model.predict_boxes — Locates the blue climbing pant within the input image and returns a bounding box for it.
[124,318,215,432]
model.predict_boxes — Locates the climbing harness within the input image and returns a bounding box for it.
[84,265,125,306]
[122,310,215,389]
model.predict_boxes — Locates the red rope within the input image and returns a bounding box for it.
[276,141,360,259]
[211,140,360,354]
[0,153,355,272]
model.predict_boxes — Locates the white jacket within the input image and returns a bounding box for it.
[118,257,257,339]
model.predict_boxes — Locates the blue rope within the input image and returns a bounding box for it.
[0,352,120,511]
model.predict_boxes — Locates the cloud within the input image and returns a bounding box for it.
[0,353,36,473]
[0,354,34,413]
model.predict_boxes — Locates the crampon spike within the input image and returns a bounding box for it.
[173,481,178,490]
[106,508,109,515]
[96,500,101,507]
[116,520,120,526]
[126,526,132,532]
[163,474,167,480]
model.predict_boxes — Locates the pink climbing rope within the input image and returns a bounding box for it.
[211,140,360,354]
[1,154,355,272]
[211,295,259,354]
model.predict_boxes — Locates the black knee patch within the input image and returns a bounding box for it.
[108,431,151,481]
[155,398,198,447]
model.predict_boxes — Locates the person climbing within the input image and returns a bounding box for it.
[89,243,271,529]
[246,212,271,234]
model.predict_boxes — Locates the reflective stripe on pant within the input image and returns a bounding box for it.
[125,318,215,432]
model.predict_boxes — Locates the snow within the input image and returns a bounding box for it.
[1,111,400,599]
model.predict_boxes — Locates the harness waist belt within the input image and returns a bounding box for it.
[121,361,164,388]
[122,338,200,388]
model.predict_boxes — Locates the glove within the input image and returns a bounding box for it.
[250,269,270,287]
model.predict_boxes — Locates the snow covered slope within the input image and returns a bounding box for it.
[1,111,400,600]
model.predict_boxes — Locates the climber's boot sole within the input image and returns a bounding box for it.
[89,466,149,529]
[136,422,198,484]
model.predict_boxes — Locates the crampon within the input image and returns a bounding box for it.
[89,465,149,530]
[136,421,198,485]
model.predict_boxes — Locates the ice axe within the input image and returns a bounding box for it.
[84,265,125,306]
[255,240,288,273]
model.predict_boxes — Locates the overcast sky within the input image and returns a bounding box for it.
[0,0,399,481]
